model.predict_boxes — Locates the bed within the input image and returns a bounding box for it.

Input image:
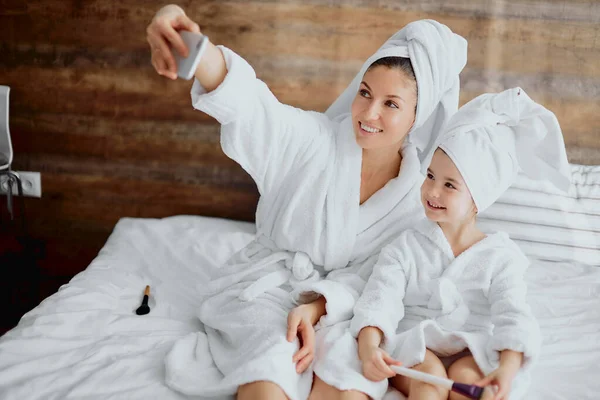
[0,164,598,400]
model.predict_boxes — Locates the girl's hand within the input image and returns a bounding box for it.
[475,365,517,400]
[146,4,201,79]
[286,304,318,374]
[359,345,402,382]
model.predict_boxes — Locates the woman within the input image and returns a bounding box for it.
[146,4,467,399]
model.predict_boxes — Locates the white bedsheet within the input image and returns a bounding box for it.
[0,215,598,399]
[0,216,255,400]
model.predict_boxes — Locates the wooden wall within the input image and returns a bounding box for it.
[0,0,599,282]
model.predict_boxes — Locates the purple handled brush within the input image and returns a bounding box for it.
[391,365,497,399]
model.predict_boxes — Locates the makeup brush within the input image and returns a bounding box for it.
[135,285,151,315]
[391,365,497,400]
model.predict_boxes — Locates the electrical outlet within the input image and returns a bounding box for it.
[0,171,42,198]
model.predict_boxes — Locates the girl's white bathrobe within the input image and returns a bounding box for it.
[164,46,428,400]
[324,218,541,399]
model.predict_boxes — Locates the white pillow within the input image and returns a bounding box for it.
[477,164,600,265]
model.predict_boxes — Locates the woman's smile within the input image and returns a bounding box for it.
[359,121,383,136]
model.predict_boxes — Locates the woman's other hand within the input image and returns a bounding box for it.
[287,301,324,374]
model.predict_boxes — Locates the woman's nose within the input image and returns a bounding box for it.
[364,102,381,120]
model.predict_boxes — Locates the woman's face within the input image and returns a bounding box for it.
[421,149,477,224]
[351,65,417,150]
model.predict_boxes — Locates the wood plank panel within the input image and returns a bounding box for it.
[13,153,257,190]
[2,44,598,102]
[1,3,598,77]
[241,0,600,23]
[11,109,600,168]
[4,66,596,153]
[11,113,221,143]
[5,0,599,23]
[0,0,597,297]
[10,114,230,166]
[2,67,204,121]
[21,182,258,229]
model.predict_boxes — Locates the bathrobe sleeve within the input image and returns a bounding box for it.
[292,231,418,330]
[190,46,330,196]
[294,261,370,329]
[487,251,541,368]
[347,231,416,346]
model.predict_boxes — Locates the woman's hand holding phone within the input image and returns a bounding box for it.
[146,4,201,80]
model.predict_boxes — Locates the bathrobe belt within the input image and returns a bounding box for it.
[202,235,321,302]
[401,278,470,331]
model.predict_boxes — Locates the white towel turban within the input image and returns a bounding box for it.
[325,19,468,165]
[437,87,572,213]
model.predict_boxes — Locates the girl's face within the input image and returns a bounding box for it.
[421,149,477,224]
[351,66,417,150]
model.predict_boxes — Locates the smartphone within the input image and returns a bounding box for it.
[173,31,209,80]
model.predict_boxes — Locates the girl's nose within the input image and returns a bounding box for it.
[428,187,441,199]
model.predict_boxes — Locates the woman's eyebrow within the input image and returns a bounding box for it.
[361,81,406,104]
[388,94,406,104]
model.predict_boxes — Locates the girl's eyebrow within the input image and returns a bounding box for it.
[446,177,460,186]
[360,81,406,104]
[427,168,461,186]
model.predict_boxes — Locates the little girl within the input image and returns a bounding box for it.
[349,87,571,400]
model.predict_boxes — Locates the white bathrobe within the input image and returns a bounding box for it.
[324,219,540,399]
[164,46,428,400]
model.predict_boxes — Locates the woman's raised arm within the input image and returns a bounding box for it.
[146,4,227,91]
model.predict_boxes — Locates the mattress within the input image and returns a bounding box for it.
[0,215,598,399]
